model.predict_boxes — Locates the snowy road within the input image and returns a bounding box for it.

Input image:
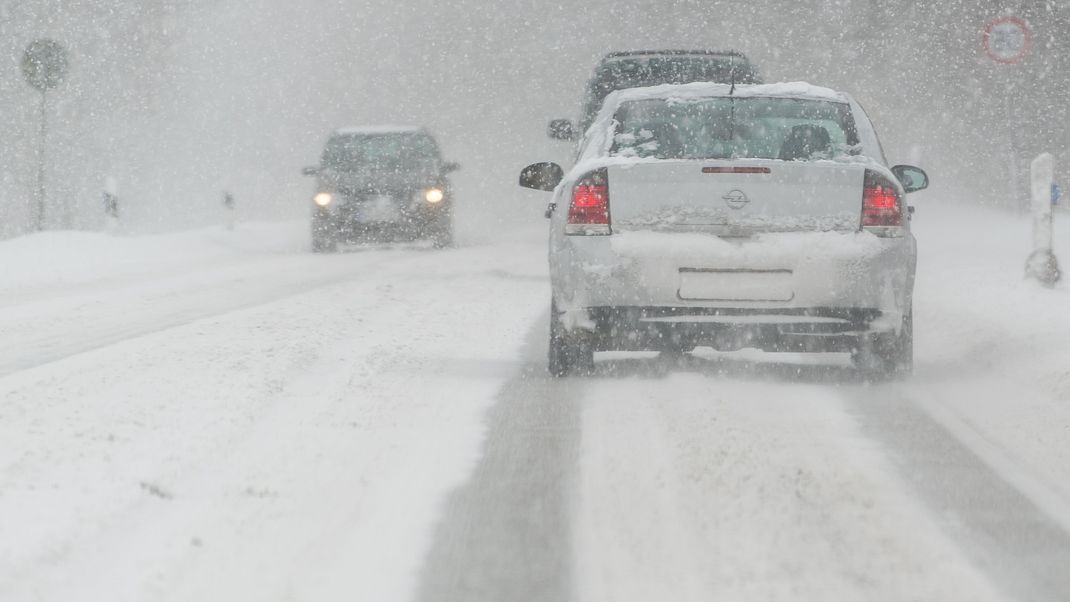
[3,203,1070,601]
[419,346,1070,602]
[0,225,550,601]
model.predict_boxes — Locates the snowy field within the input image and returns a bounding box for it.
[2,199,1070,600]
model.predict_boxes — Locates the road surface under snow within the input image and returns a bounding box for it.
[2,201,1070,601]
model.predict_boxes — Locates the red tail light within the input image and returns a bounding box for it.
[566,168,610,235]
[862,170,902,229]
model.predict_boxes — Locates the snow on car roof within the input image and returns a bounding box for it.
[332,125,425,136]
[609,81,849,105]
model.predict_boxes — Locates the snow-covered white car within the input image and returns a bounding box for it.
[520,82,929,377]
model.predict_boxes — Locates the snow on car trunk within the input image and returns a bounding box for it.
[608,160,865,236]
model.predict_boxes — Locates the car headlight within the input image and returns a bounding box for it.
[313,192,333,207]
[424,188,445,204]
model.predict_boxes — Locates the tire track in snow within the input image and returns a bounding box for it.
[850,388,1070,602]
[570,357,1006,602]
[414,315,581,602]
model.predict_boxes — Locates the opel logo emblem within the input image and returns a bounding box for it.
[722,189,749,210]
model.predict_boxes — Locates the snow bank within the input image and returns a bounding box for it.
[0,222,307,295]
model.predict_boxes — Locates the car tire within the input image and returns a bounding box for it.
[548,298,594,377]
[311,226,337,253]
[890,309,914,376]
[431,216,453,249]
[853,308,913,380]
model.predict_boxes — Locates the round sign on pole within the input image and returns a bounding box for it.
[21,39,69,91]
[984,16,1032,64]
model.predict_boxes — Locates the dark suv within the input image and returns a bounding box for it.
[303,127,459,252]
[548,50,762,141]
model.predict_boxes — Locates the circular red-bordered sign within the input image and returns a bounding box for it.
[984,16,1032,64]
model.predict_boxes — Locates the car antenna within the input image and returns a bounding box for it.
[729,54,736,96]
[728,54,737,140]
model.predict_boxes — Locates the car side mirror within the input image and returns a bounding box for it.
[547,119,575,141]
[302,166,319,177]
[891,165,929,194]
[441,161,461,174]
[519,162,564,192]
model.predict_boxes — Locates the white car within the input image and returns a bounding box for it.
[519,82,928,377]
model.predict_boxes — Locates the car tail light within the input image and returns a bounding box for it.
[862,170,902,230]
[566,168,610,235]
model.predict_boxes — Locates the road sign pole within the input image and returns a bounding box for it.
[1003,88,1024,211]
[34,90,47,231]
[22,39,69,232]
[984,16,1032,211]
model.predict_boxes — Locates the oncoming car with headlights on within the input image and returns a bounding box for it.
[520,82,929,378]
[303,126,460,251]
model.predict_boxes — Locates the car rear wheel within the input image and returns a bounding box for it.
[548,298,594,377]
[853,308,913,380]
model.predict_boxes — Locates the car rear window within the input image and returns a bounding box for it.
[610,97,859,161]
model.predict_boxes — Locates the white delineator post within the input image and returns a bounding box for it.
[223,191,236,231]
[103,176,120,235]
[1025,153,1061,285]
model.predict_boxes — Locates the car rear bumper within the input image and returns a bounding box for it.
[571,306,893,353]
[551,229,915,327]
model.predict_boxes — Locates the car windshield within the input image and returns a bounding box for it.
[321,133,438,171]
[610,97,859,160]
